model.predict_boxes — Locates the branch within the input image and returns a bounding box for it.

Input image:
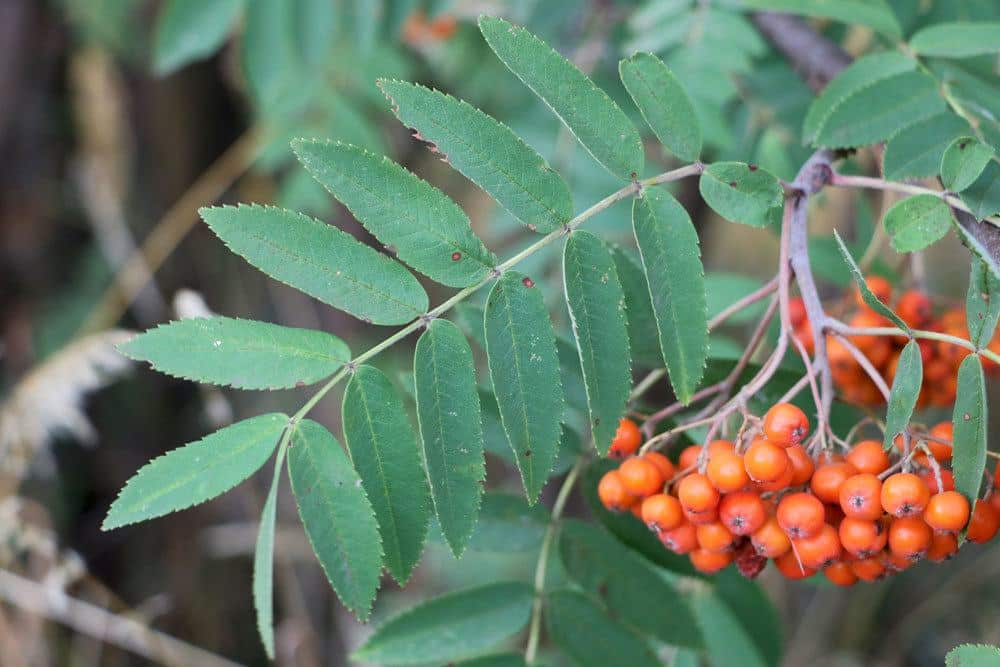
[0,568,240,667]
[750,13,852,93]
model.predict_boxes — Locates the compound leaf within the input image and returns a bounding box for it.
[883,194,953,253]
[119,316,350,390]
[103,413,286,530]
[377,79,573,232]
[343,365,431,583]
[619,52,702,161]
[633,190,708,403]
[353,582,533,666]
[292,139,496,287]
[479,16,643,179]
[288,420,382,620]
[563,231,632,454]
[484,272,565,503]
[201,204,427,325]
[699,162,783,228]
[414,319,486,556]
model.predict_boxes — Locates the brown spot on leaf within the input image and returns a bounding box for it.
[522,276,535,288]
[295,380,306,388]
[451,251,462,261]
[964,413,971,421]
[524,449,532,457]
[729,181,738,188]
[748,163,758,171]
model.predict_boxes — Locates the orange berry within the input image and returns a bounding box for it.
[789,296,808,329]
[919,467,955,494]
[618,457,665,498]
[609,418,643,459]
[751,516,791,558]
[689,547,734,574]
[629,503,644,519]
[643,451,676,481]
[708,439,736,457]
[718,491,767,536]
[641,493,684,533]
[679,445,700,470]
[886,550,914,572]
[677,473,720,515]
[785,445,815,485]
[888,516,933,561]
[880,472,931,518]
[927,531,959,562]
[923,491,970,533]
[744,438,790,482]
[597,470,635,512]
[696,521,736,553]
[793,523,842,569]
[926,421,954,463]
[856,275,892,308]
[706,451,750,493]
[825,503,846,528]
[824,561,858,587]
[777,492,826,539]
[762,403,810,447]
[839,517,888,558]
[755,463,795,492]
[850,554,887,582]
[839,474,884,521]
[967,501,1000,544]
[659,521,698,554]
[896,290,933,329]
[846,440,891,475]
[683,504,718,525]
[811,462,859,504]
[774,550,815,580]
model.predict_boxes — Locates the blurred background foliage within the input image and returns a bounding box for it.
[1,0,1000,665]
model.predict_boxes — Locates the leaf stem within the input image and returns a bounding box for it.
[524,457,587,664]
[825,319,1000,366]
[829,172,1000,227]
[292,164,703,422]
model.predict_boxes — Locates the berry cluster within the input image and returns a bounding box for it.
[790,277,1000,407]
[599,406,1000,584]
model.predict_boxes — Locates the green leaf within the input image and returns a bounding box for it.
[882,341,923,450]
[292,140,496,287]
[200,204,428,325]
[103,414,285,530]
[833,230,911,332]
[353,582,533,665]
[581,460,700,577]
[946,644,1000,667]
[119,316,350,390]
[692,588,769,667]
[414,319,487,556]
[713,569,783,667]
[959,160,1000,221]
[463,493,549,553]
[153,0,243,75]
[484,271,565,503]
[288,420,382,619]
[242,0,295,108]
[966,259,1000,349]
[479,16,644,179]
[815,71,946,149]
[612,248,663,368]
[705,273,768,325]
[883,195,954,253]
[952,355,987,510]
[802,52,916,145]
[343,366,431,584]
[563,232,633,453]
[559,520,704,648]
[672,650,700,667]
[455,655,526,667]
[910,22,1000,58]
[377,79,573,233]
[941,136,995,193]
[738,0,902,38]
[634,190,709,402]
[619,52,702,161]
[545,590,661,667]
[883,113,969,181]
[699,162,783,228]
[253,453,282,659]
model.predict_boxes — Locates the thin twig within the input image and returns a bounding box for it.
[0,569,241,667]
[829,333,892,401]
